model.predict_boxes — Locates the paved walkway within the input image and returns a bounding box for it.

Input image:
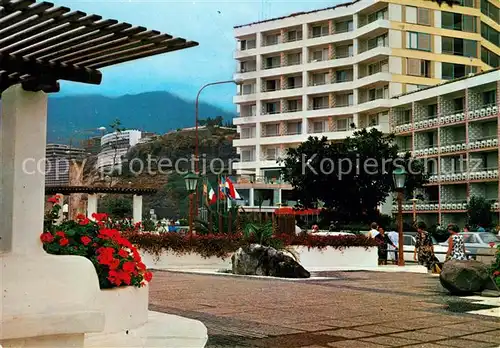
[149,271,500,348]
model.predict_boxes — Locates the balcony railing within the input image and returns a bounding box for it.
[285,129,302,135]
[441,201,468,211]
[238,66,257,73]
[310,79,329,86]
[336,76,353,83]
[395,200,439,211]
[414,115,439,129]
[469,136,498,150]
[311,104,329,110]
[334,51,352,59]
[359,41,388,54]
[286,108,302,113]
[468,104,499,120]
[439,139,467,154]
[262,109,281,115]
[285,84,303,90]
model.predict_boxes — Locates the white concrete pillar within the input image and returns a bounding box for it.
[133,194,143,223]
[249,188,255,207]
[87,194,98,218]
[0,85,48,254]
[278,189,282,206]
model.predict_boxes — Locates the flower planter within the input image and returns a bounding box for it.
[97,284,149,334]
[292,246,378,271]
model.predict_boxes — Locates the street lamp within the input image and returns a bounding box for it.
[393,167,408,266]
[411,192,419,223]
[184,172,199,235]
[194,79,243,215]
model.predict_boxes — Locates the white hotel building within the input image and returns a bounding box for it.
[231,0,499,211]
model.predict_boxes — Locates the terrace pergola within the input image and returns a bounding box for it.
[0,1,198,346]
[45,186,158,222]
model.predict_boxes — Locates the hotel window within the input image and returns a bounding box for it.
[335,20,353,33]
[336,118,349,131]
[481,23,500,46]
[265,56,280,69]
[287,30,302,42]
[406,58,431,77]
[442,12,476,33]
[313,96,329,109]
[457,0,474,7]
[266,148,279,160]
[368,86,389,101]
[367,8,388,22]
[265,102,279,114]
[405,6,431,25]
[241,84,255,95]
[481,47,499,68]
[240,127,255,139]
[336,93,354,107]
[403,110,412,124]
[264,33,280,46]
[287,99,300,112]
[313,121,327,133]
[311,24,329,38]
[311,48,329,62]
[367,33,388,50]
[442,37,477,57]
[312,72,328,85]
[287,52,302,65]
[287,122,302,135]
[287,76,302,89]
[265,124,279,137]
[336,69,352,82]
[369,114,379,126]
[483,90,496,106]
[406,32,431,51]
[241,149,255,162]
[442,63,477,80]
[481,0,499,23]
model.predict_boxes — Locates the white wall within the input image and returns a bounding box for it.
[388,3,402,22]
[388,29,402,49]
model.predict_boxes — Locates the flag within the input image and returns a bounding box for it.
[225,177,241,200]
[207,182,217,205]
[218,177,226,200]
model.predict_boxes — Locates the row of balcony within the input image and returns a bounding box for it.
[411,139,498,157]
[395,201,500,212]
[393,105,499,133]
[427,169,499,183]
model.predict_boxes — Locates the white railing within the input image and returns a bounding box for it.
[468,104,498,120]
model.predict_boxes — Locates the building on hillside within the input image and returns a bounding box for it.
[231,0,499,212]
[45,144,87,186]
[137,132,158,144]
[391,68,500,227]
[82,136,102,155]
[96,130,142,171]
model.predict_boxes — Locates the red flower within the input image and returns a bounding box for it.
[47,195,60,204]
[132,248,142,262]
[55,231,65,238]
[59,238,69,246]
[494,270,500,277]
[75,214,86,220]
[144,271,153,282]
[81,236,92,246]
[92,213,108,222]
[109,258,120,270]
[79,217,90,226]
[40,232,54,244]
[137,262,146,271]
[107,270,122,286]
[122,261,136,273]
[118,249,129,258]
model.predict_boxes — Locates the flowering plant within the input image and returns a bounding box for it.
[41,197,152,289]
[491,245,500,288]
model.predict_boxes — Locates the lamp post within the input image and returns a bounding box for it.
[393,168,408,266]
[194,79,242,217]
[411,193,418,224]
[184,172,199,235]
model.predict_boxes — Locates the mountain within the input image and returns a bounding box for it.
[46,91,236,143]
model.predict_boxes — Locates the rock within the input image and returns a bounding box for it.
[440,260,490,295]
[231,244,310,278]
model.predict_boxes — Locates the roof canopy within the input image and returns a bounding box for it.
[0,0,198,93]
[46,186,157,195]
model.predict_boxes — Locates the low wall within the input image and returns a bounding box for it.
[141,246,378,272]
[141,250,231,270]
[292,246,378,271]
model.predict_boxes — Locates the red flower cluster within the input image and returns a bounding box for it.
[40,214,152,289]
[47,195,61,204]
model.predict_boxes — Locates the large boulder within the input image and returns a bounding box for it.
[231,244,310,278]
[440,260,490,295]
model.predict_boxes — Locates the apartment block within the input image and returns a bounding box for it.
[391,68,500,227]
[232,0,499,211]
[46,144,87,186]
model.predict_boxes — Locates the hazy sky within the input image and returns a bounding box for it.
[53,0,343,110]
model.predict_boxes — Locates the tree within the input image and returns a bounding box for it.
[98,196,132,219]
[467,196,492,228]
[279,128,428,223]
[109,118,125,181]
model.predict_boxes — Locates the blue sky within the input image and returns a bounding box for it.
[53,0,342,110]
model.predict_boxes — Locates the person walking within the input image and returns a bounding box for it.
[414,221,434,271]
[386,229,399,264]
[446,224,467,261]
[375,227,397,265]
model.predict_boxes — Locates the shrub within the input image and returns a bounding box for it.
[491,245,500,288]
[122,231,379,259]
[41,197,152,289]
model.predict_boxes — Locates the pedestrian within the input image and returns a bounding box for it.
[375,226,397,265]
[477,224,485,232]
[311,223,319,233]
[386,229,399,264]
[463,224,470,233]
[368,222,379,238]
[414,222,434,271]
[445,224,467,261]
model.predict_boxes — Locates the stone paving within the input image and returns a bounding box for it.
[149,271,500,347]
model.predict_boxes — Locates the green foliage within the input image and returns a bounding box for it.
[428,0,460,6]
[279,128,428,224]
[467,196,492,228]
[99,196,133,219]
[198,116,224,127]
[491,246,500,288]
[242,220,283,249]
